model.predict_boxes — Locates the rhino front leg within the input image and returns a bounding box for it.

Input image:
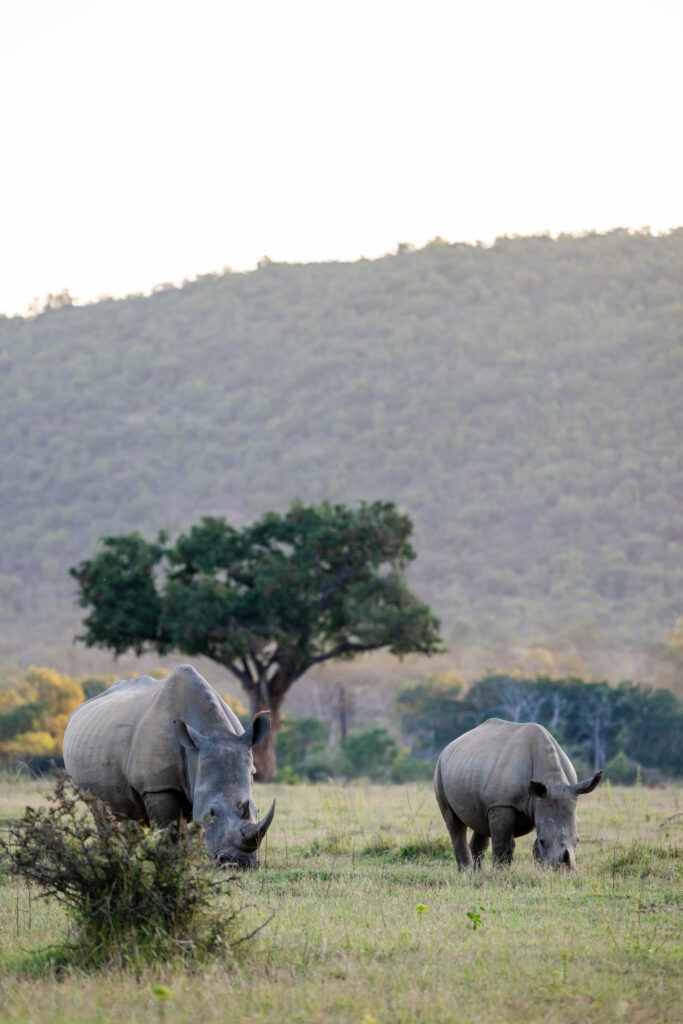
[469,831,490,868]
[142,790,189,829]
[488,806,516,866]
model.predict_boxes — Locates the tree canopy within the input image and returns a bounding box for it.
[70,500,441,777]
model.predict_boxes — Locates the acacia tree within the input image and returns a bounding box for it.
[70,500,441,778]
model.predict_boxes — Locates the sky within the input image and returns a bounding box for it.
[1,0,682,316]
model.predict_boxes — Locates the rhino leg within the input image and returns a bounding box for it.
[488,806,516,866]
[435,761,473,869]
[469,831,490,868]
[436,802,472,869]
[447,813,473,869]
[142,790,189,829]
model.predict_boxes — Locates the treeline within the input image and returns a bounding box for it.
[277,673,682,784]
[1,229,682,672]
[1,668,680,783]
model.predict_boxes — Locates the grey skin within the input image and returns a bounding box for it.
[434,718,602,869]
[63,664,275,868]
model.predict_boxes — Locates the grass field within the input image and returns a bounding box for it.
[0,775,681,1023]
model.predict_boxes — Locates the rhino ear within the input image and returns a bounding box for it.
[529,779,548,798]
[570,769,603,796]
[174,719,207,752]
[242,711,271,749]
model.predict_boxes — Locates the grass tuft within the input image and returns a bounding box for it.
[361,835,452,861]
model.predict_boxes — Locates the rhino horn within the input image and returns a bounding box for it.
[238,799,276,852]
[570,769,603,796]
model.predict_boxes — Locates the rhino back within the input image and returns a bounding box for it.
[63,677,155,818]
[63,665,241,817]
[437,719,575,832]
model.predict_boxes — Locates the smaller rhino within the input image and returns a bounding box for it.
[434,718,602,869]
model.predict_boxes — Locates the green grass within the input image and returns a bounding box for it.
[0,772,53,829]
[1,779,681,1023]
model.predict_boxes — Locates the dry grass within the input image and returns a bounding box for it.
[1,777,681,1023]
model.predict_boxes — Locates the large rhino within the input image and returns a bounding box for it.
[63,664,275,867]
[434,718,602,869]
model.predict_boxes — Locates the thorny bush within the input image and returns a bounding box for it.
[1,774,259,969]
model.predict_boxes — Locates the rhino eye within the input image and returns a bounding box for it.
[209,808,216,818]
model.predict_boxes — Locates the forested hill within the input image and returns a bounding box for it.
[1,229,682,672]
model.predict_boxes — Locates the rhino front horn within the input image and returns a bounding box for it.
[239,799,276,852]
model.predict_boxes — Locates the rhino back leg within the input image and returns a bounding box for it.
[488,806,516,865]
[442,806,472,870]
[469,831,490,868]
[435,766,472,870]
[142,790,190,829]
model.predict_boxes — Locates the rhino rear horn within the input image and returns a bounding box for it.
[242,711,271,749]
[570,769,603,796]
[238,799,276,852]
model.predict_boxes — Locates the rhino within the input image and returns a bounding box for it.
[434,718,602,869]
[63,664,275,867]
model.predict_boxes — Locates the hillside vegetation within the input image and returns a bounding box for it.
[1,229,682,674]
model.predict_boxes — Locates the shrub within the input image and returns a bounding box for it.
[1,775,254,970]
[605,750,641,785]
[275,717,435,783]
[297,747,337,781]
[388,749,435,783]
[338,727,399,780]
[276,716,335,780]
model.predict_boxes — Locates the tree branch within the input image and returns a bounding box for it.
[213,656,253,690]
[294,639,387,679]
[238,656,258,690]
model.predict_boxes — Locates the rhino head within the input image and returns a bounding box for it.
[175,712,275,868]
[529,770,603,868]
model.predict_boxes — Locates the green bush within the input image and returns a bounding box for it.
[605,750,641,785]
[276,716,336,781]
[276,716,435,783]
[276,764,301,784]
[338,727,399,781]
[1,775,254,970]
[297,747,337,781]
[388,748,435,783]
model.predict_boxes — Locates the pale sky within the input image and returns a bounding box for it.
[1,0,682,316]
